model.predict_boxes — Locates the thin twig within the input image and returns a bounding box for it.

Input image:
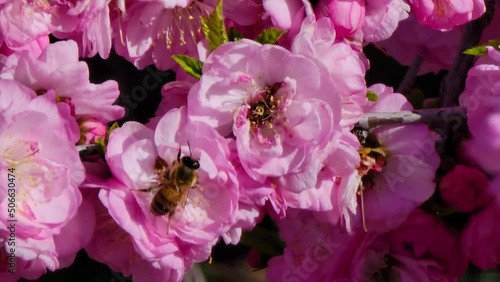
[76,107,467,156]
[355,106,466,130]
[440,0,496,107]
[77,144,97,157]
[397,55,424,94]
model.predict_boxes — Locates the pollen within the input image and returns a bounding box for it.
[247,82,285,135]
[158,1,210,52]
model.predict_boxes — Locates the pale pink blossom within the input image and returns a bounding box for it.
[291,16,368,127]
[264,0,409,43]
[188,39,342,198]
[0,40,124,126]
[53,196,96,268]
[377,15,462,74]
[0,1,76,50]
[223,0,265,26]
[147,80,192,129]
[222,141,270,243]
[314,0,366,38]
[0,1,113,58]
[439,165,492,213]
[52,0,114,59]
[112,0,213,70]
[0,35,49,57]
[0,87,85,280]
[362,0,410,42]
[339,84,440,232]
[78,118,108,145]
[102,107,238,274]
[84,190,184,282]
[460,47,500,174]
[407,0,486,30]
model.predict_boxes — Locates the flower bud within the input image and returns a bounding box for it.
[78,118,107,145]
[439,165,491,213]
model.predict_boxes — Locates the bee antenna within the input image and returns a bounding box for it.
[187,140,193,156]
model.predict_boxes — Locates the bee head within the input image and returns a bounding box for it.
[182,156,200,169]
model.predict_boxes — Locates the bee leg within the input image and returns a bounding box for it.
[167,211,175,235]
[132,185,160,193]
[133,188,154,192]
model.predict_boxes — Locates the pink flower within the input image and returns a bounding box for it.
[52,0,114,59]
[460,47,500,173]
[377,15,462,74]
[1,40,124,126]
[291,16,368,126]
[112,0,213,70]
[340,84,440,232]
[0,35,49,57]
[53,196,96,268]
[0,1,76,50]
[263,0,305,31]
[222,141,270,243]
[314,0,366,38]
[78,118,108,145]
[407,0,486,30]
[267,209,455,282]
[101,106,238,277]
[264,0,409,43]
[461,191,500,270]
[388,209,468,280]
[0,87,85,280]
[362,0,410,42]
[0,1,113,58]
[439,165,492,213]
[223,0,265,26]
[147,80,191,129]
[188,39,342,197]
[84,190,184,282]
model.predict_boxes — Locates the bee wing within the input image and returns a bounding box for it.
[176,184,193,223]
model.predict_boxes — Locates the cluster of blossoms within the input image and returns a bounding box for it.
[1,0,500,281]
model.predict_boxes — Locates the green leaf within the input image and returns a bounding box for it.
[95,122,120,159]
[464,39,500,56]
[200,0,228,51]
[228,27,243,42]
[171,55,203,79]
[256,28,286,45]
[94,137,106,159]
[366,90,379,101]
[106,122,119,142]
[240,226,285,257]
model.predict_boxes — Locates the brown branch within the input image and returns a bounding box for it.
[355,106,466,130]
[397,55,424,94]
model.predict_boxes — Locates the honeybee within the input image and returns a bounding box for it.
[137,144,200,233]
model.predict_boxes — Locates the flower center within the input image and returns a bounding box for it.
[1,137,39,165]
[247,82,284,132]
[163,1,211,50]
[352,128,388,190]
